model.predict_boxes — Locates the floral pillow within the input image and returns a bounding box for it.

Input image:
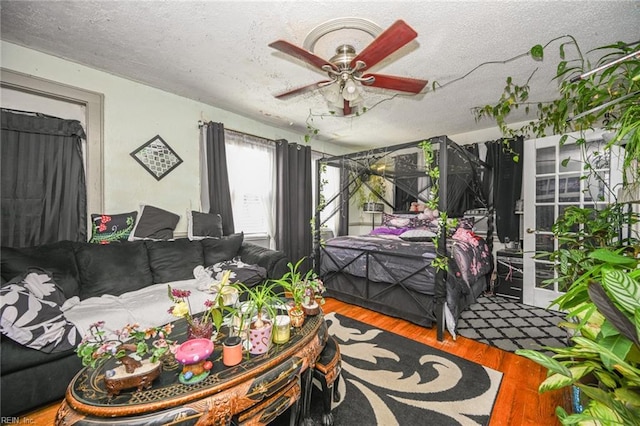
[89,211,138,244]
[207,258,267,287]
[0,269,80,353]
[381,213,416,228]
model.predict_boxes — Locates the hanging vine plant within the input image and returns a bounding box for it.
[419,139,457,271]
[474,38,640,186]
[474,37,640,425]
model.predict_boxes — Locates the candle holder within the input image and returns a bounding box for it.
[273,315,291,344]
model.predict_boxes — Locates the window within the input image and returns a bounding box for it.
[0,69,104,232]
[225,130,275,238]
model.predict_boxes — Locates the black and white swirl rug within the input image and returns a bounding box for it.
[298,312,503,426]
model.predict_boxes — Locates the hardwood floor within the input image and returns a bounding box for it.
[23,297,569,425]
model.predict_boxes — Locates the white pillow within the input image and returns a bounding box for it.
[399,229,437,242]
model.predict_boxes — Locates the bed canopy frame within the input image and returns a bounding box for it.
[313,135,494,340]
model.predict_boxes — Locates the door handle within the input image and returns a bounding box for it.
[526,228,537,234]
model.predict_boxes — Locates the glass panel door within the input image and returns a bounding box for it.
[522,130,622,308]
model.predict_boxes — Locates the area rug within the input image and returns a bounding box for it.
[295,312,503,426]
[456,295,567,353]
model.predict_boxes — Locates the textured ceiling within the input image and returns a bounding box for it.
[1,1,639,149]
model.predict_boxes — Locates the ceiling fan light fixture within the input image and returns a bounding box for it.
[270,19,426,116]
[342,79,361,101]
[322,83,342,104]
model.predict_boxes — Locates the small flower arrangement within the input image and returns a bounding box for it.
[76,322,175,369]
[274,257,325,308]
[167,271,235,334]
[304,274,325,307]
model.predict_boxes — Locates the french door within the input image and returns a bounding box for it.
[522,130,622,309]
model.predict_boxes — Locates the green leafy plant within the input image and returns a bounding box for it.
[419,139,457,271]
[234,280,282,330]
[474,39,640,187]
[476,36,640,424]
[351,171,388,209]
[517,254,640,424]
[272,257,325,308]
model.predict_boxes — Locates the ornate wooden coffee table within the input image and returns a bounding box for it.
[55,313,328,425]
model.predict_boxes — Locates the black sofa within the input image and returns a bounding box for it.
[0,234,288,417]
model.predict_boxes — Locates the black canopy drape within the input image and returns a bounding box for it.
[276,140,312,271]
[1,109,87,247]
[203,122,235,236]
[485,137,524,243]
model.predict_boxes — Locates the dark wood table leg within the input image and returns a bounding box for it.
[299,367,314,426]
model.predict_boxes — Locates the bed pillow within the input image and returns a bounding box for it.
[202,232,244,266]
[457,217,475,230]
[381,213,416,229]
[89,211,138,244]
[399,229,437,242]
[370,226,409,236]
[0,269,80,353]
[129,205,180,240]
[187,211,223,240]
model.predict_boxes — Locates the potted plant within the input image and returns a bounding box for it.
[272,257,318,326]
[301,270,326,316]
[476,38,640,424]
[167,270,236,340]
[234,281,282,355]
[351,170,387,210]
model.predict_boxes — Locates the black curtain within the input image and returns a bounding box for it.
[394,153,418,212]
[485,137,524,243]
[204,122,235,235]
[1,109,87,247]
[276,140,312,271]
[337,167,350,236]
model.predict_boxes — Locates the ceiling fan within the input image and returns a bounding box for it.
[269,20,428,116]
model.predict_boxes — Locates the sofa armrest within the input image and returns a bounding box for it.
[238,242,288,279]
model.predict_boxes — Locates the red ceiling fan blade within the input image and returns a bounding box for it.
[274,80,332,99]
[269,40,337,72]
[350,20,418,71]
[363,73,428,93]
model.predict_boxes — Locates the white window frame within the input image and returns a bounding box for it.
[225,130,275,242]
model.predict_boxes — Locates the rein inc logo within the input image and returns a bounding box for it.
[0,418,34,425]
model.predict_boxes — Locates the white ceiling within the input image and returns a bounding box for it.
[1,1,639,149]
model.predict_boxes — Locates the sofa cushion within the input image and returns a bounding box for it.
[75,241,153,299]
[146,239,204,283]
[130,205,180,240]
[202,232,244,266]
[187,211,223,240]
[0,270,80,353]
[237,242,289,279]
[1,241,81,299]
[89,211,138,244]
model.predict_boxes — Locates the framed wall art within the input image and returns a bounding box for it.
[130,135,183,180]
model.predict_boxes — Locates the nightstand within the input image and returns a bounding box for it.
[495,249,523,302]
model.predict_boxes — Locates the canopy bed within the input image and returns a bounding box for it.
[313,136,494,341]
